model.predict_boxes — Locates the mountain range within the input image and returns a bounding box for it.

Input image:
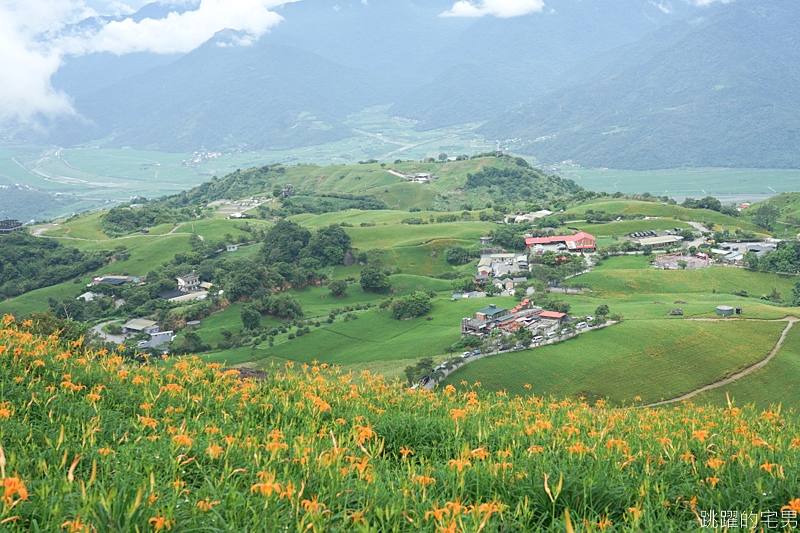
[29,0,800,169]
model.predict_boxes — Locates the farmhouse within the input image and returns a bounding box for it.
[177,273,201,292]
[0,219,24,235]
[137,331,174,350]
[537,310,567,324]
[122,319,160,334]
[525,232,596,252]
[475,304,509,322]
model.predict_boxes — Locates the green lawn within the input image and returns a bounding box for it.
[581,262,795,299]
[172,218,272,242]
[0,278,90,316]
[562,199,766,234]
[41,211,109,240]
[343,221,494,249]
[440,319,786,404]
[249,295,517,367]
[568,219,693,238]
[693,322,800,414]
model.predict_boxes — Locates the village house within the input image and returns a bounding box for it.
[122,318,160,335]
[137,331,174,351]
[177,273,201,292]
[525,232,596,252]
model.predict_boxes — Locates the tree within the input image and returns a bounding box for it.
[445,246,472,265]
[514,285,528,301]
[451,277,475,293]
[328,279,348,297]
[752,204,779,230]
[742,251,759,269]
[792,280,800,307]
[303,224,352,266]
[391,291,432,320]
[484,283,501,296]
[642,244,653,256]
[403,357,435,386]
[595,304,610,318]
[513,327,533,346]
[241,305,261,330]
[438,153,448,162]
[360,265,390,293]
[261,220,311,264]
[677,260,688,270]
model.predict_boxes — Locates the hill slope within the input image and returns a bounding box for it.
[481,0,800,169]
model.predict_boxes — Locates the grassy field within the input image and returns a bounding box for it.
[41,211,110,240]
[567,219,693,238]
[440,319,786,404]
[562,199,766,234]
[195,294,516,369]
[580,263,795,299]
[751,192,800,224]
[0,277,91,316]
[693,322,800,413]
[341,221,493,249]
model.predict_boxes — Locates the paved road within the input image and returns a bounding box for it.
[642,317,798,407]
[91,320,128,345]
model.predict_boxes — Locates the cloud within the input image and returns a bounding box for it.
[0,0,296,127]
[649,1,672,14]
[60,0,295,55]
[440,0,545,18]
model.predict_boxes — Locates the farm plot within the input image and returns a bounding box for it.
[693,323,800,414]
[440,319,786,404]
[260,296,516,367]
[581,264,795,299]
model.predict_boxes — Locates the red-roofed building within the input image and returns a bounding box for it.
[538,310,567,324]
[525,232,596,252]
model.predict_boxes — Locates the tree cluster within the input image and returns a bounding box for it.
[0,232,110,300]
[390,291,432,320]
[261,220,352,268]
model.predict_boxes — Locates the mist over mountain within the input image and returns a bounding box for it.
[480,0,800,169]
[47,35,393,151]
[389,0,700,130]
[14,0,800,170]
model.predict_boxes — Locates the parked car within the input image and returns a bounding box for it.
[576,321,588,329]
[419,376,430,386]
[532,335,544,343]
[473,349,482,356]
[546,331,557,338]
[461,352,472,359]
[584,315,594,321]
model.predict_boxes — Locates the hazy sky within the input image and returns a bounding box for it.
[1,0,733,128]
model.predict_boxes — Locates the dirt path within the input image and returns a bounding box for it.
[642,317,798,407]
